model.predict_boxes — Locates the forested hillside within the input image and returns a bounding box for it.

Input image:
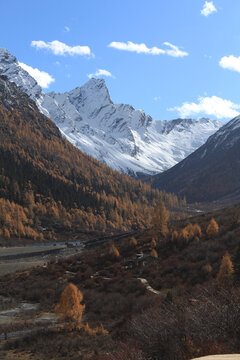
[0,76,184,243]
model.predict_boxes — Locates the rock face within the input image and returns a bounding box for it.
[0,49,46,115]
[150,114,240,203]
[0,48,223,176]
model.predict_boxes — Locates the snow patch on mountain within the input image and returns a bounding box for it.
[0,48,223,175]
[200,114,240,154]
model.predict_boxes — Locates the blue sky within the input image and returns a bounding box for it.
[1,0,240,121]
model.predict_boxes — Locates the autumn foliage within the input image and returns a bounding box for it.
[0,77,187,240]
[169,223,202,248]
[151,200,170,236]
[206,218,219,236]
[150,238,157,248]
[129,237,137,248]
[109,244,120,260]
[150,249,158,258]
[55,283,85,330]
[217,252,234,286]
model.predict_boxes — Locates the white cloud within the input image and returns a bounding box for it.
[31,40,92,57]
[169,96,240,119]
[108,41,188,58]
[153,96,161,101]
[19,62,55,88]
[219,55,240,73]
[88,69,114,79]
[64,26,70,32]
[201,1,217,16]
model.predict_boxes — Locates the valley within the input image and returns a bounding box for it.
[1,22,240,359]
[0,243,81,276]
[1,203,240,359]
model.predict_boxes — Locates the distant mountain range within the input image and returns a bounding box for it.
[0,48,223,176]
[150,114,240,204]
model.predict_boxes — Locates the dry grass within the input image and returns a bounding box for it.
[0,260,45,276]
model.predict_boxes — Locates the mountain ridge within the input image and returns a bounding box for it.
[0,74,169,237]
[0,48,223,176]
[149,114,240,203]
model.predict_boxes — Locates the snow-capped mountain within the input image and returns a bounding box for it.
[201,115,240,153]
[0,48,223,176]
[150,115,240,203]
[0,48,47,115]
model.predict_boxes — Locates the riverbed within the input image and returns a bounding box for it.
[0,243,84,276]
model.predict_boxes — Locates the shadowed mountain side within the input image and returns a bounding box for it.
[149,115,240,203]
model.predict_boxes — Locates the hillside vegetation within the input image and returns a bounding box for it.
[1,203,240,359]
[0,76,185,243]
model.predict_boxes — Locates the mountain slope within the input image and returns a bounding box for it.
[150,115,240,203]
[0,74,166,238]
[0,48,223,176]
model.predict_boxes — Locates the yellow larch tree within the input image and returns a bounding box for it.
[150,249,158,258]
[206,218,219,236]
[55,283,85,331]
[109,244,120,260]
[217,252,234,287]
[151,200,170,236]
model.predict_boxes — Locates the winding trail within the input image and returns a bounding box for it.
[138,278,160,295]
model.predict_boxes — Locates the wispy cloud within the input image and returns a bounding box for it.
[108,41,188,58]
[31,40,92,57]
[201,1,217,16]
[88,69,114,79]
[169,96,240,119]
[153,96,161,101]
[219,55,240,73]
[64,26,70,32]
[19,62,55,88]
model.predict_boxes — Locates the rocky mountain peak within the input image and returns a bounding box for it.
[0,48,17,65]
[0,48,224,176]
